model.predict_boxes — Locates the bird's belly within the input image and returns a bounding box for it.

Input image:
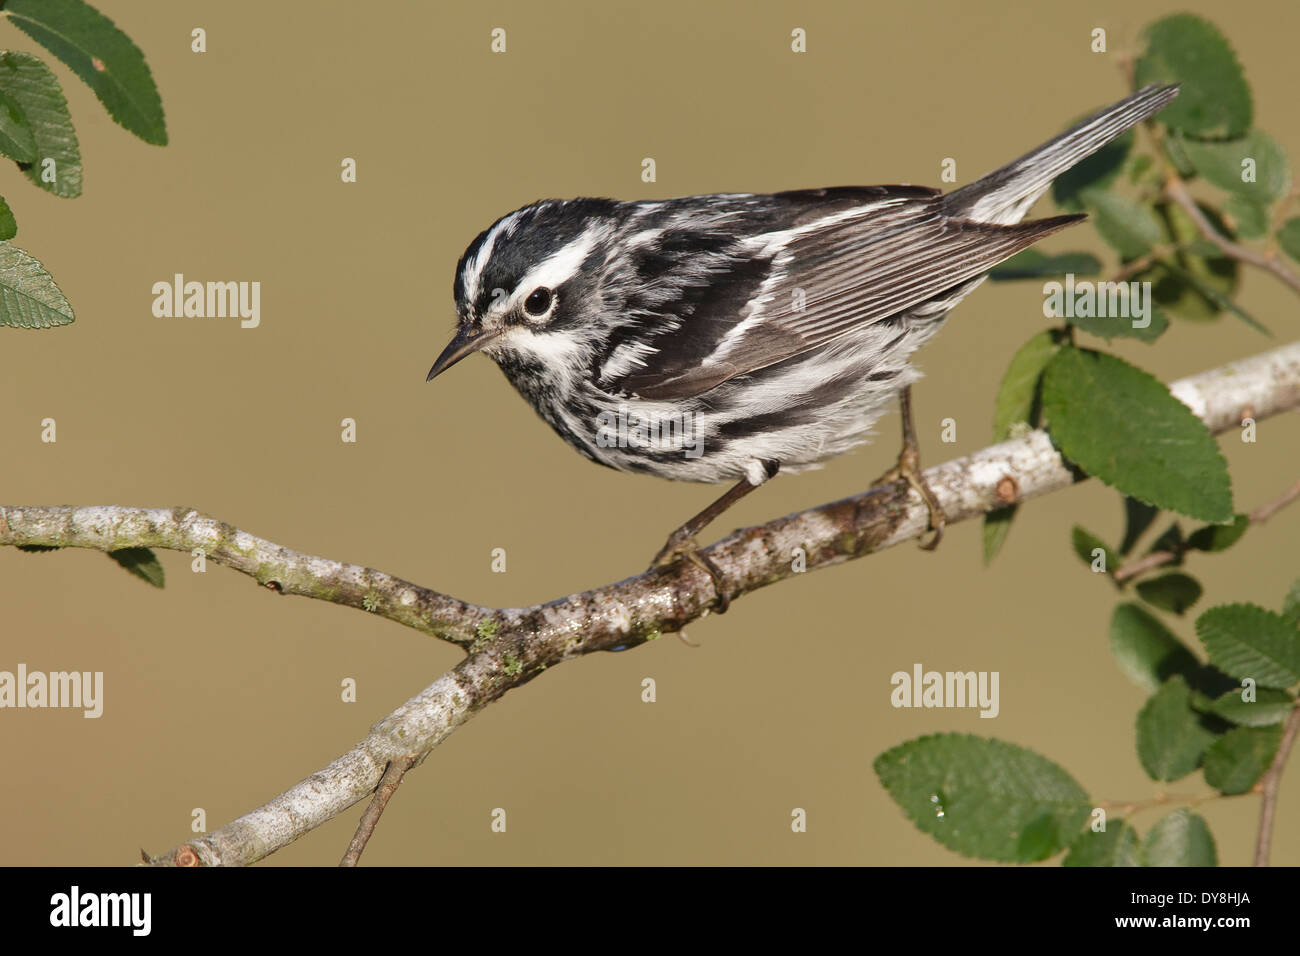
[575,316,949,483]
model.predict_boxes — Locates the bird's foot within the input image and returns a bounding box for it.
[650,532,730,613]
[872,443,947,551]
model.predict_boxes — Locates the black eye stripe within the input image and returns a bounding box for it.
[524,287,554,316]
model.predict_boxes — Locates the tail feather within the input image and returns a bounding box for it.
[942,84,1179,224]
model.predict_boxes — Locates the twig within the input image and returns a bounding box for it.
[1111,244,1174,283]
[1112,475,1300,583]
[1112,550,1178,585]
[1164,176,1300,295]
[1097,789,1249,818]
[340,755,416,867]
[1254,705,1300,867]
[1120,56,1300,294]
[4,342,1300,866]
[1250,477,1300,524]
[1268,188,1299,244]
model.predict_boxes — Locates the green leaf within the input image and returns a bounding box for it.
[0,241,74,328]
[107,547,164,588]
[1222,196,1269,239]
[988,248,1102,280]
[1063,820,1142,867]
[982,504,1016,565]
[1186,513,1249,552]
[1142,809,1217,866]
[1052,128,1134,212]
[1179,131,1290,204]
[1135,14,1252,139]
[1202,725,1282,794]
[1206,687,1295,727]
[1071,526,1116,576]
[0,196,15,241]
[1196,603,1300,688]
[1283,579,1300,625]
[1041,347,1233,522]
[1127,153,1155,185]
[1139,202,1245,325]
[1110,604,1201,693]
[1136,573,1202,615]
[1180,239,1224,259]
[0,89,36,162]
[5,0,167,145]
[1162,134,1196,177]
[1278,218,1300,264]
[1120,497,1159,555]
[1159,255,1265,334]
[1069,306,1169,344]
[992,329,1062,440]
[1136,676,1217,781]
[0,52,82,198]
[873,734,1090,862]
[1148,521,1184,558]
[983,331,1064,566]
[1082,189,1163,258]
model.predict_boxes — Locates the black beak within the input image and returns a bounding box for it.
[426,326,503,382]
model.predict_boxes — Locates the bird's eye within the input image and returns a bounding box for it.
[523,287,554,318]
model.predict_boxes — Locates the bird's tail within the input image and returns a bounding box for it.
[942,84,1179,224]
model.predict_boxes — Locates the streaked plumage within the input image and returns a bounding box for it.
[430,85,1179,498]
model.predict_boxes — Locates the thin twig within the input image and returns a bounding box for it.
[1250,477,1300,524]
[1165,176,1300,295]
[1122,56,1300,294]
[1112,550,1178,585]
[340,755,416,867]
[1111,244,1174,282]
[1112,474,1300,583]
[1268,188,1300,246]
[1097,789,1249,818]
[1254,705,1300,866]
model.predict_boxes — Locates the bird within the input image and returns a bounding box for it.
[428,84,1179,609]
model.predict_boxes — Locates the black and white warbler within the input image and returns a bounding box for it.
[429,85,1178,606]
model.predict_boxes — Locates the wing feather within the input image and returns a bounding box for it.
[616,195,1083,400]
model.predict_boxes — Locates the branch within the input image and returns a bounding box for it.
[4,342,1299,866]
[1255,704,1300,866]
[340,755,416,867]
[0,505,490,649]
[1165,176,1300,296]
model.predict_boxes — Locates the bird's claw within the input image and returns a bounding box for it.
[873,448,946,551]
[649,536,730,613]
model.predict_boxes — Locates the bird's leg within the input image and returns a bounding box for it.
[650,459,780,613]
[872,385,946,550]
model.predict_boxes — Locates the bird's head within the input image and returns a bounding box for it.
[427,199,620,384]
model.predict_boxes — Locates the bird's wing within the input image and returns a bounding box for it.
[606,189,1081,401]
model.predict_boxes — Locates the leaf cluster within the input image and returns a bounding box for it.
[888,15,1300,865]
[875,579,1298,864]
[0,0,166,329]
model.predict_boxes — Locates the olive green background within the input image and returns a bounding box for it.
[1,0,1297,866]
